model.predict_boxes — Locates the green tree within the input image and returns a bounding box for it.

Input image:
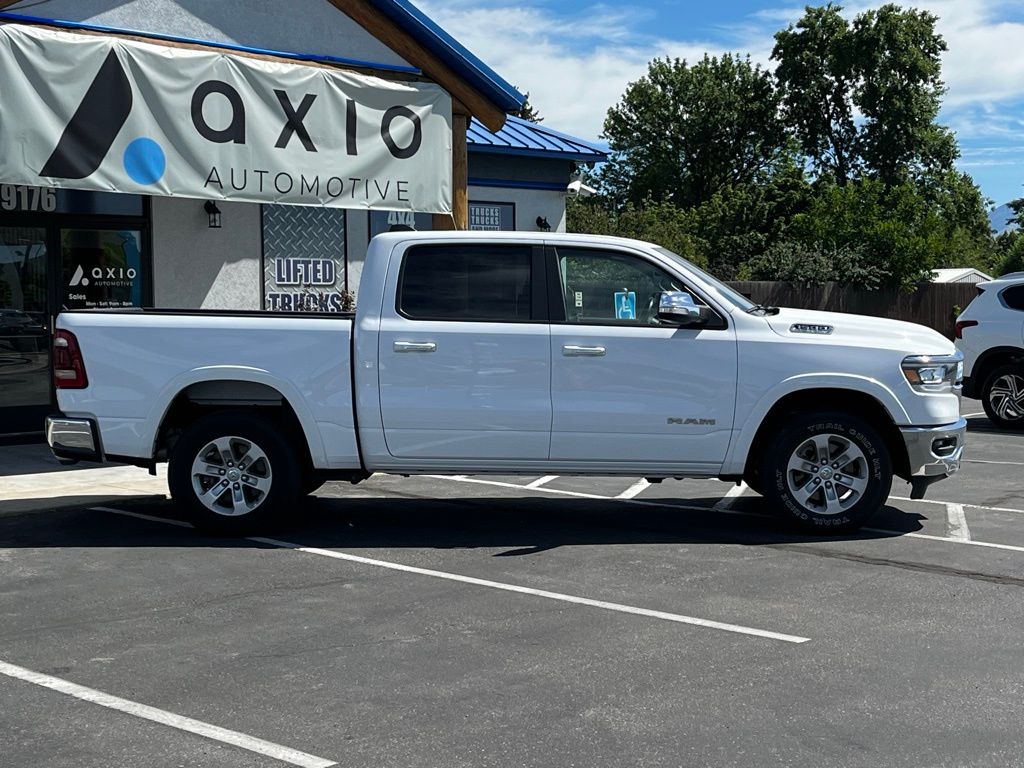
[773,3,957,185]
[994,231,1024,276]
[601,54,786,207]
[513,90,543,123]
[1007,197,1024,229]
[742,241,887,286]
[773,4,859,183]
[566,197,704,267]
[854,5,957,183]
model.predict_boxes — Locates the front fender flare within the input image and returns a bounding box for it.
[722,374,909,476]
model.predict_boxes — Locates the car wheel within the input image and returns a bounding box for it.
[760,411,891,532]
[168,411,300,535]
[981,364,1024,430]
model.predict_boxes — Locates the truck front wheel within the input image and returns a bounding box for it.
[759,411,892,533]
[168,411,300,535]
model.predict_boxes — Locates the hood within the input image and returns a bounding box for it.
[764,307,955,355]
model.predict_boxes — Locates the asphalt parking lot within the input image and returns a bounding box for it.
[2,412,1023,767]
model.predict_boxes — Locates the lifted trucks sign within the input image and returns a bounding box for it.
[0,24,453,214]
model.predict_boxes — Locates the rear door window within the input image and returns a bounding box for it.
[398,245,536,322]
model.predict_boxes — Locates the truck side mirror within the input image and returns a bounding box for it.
[658,291,712,327]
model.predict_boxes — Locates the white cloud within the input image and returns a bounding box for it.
[416,1,721,141]
[418,0,1024,149]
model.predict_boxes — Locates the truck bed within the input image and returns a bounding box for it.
[57,309,359,469]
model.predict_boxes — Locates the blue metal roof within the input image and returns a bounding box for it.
[368,0,525,113]
[467,116,608,163]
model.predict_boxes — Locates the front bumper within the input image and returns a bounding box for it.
[45,416,102,464]
[900,417,967,478]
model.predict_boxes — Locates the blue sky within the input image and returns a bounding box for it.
[420,0,1024,206]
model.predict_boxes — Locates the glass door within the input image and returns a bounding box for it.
[0,226,51,432]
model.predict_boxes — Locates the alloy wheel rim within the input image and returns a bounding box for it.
[989,374,1024,422]
[785,433,869,516]
[190,436,272,516]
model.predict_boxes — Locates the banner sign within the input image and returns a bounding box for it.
[0,24,453,213]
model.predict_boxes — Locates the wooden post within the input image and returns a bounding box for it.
[434,113,469,231]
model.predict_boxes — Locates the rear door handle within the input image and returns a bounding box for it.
[394,341,437,353]
[562,344,606,357]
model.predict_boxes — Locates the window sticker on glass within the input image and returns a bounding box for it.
[614,291,637,320]
[574,291,583,308]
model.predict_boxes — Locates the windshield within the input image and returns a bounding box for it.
[654,247,757,312]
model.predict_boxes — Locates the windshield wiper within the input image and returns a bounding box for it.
[747,304,781,316]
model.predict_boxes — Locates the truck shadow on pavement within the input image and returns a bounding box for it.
[0,493,928,553]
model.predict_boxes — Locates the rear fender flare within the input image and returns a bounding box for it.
[146,366,328,466]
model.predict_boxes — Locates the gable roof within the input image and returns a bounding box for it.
[365,0,524,114]
[931,268,994,284]
[467,115,608,163]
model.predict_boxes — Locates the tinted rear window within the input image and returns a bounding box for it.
[1002,285,1024,311]
[398,245,534,322]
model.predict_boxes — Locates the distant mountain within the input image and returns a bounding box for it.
[989,203,1019,235]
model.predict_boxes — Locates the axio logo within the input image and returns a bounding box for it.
[41,50,166,185]
[68,264,89,287]
[68,264,137,287]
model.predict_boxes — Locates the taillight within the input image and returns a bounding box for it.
[954,320,978,340]
[53,329,88,388]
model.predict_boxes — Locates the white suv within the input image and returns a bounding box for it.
[956,272,1024,429]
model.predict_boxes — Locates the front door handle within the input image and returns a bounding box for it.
[394,341,437,353]
[562,344,606,357]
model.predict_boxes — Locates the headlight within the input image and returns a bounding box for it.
[901,353,963,393]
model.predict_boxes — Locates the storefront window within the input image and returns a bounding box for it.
[0,226,50,410]
[469,201,515,231]
[61,229,144,309]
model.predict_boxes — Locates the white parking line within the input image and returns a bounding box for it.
[963,458,1024,467]
[0,660,335,768]
[248,536,810,644]
[92,506,193,527]
[713,483,747,510]
[865,528,1024,554]
[91,505,806,642]
[617,478,650,499]
[889,496,1024,515]
[426,475,769,517]
[946,503,972,541]
[423,477,1024,555]
[525,475,559,489]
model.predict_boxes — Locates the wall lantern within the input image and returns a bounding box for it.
[203,200,222,229]
[535,216,551,232]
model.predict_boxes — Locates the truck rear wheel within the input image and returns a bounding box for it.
[759,411,891,533]
[168,411,300,535]
[981,364,1024,430]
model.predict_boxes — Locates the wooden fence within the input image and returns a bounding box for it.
[725,281,979,339]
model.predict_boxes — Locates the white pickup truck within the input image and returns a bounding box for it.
[47,232,966,534]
